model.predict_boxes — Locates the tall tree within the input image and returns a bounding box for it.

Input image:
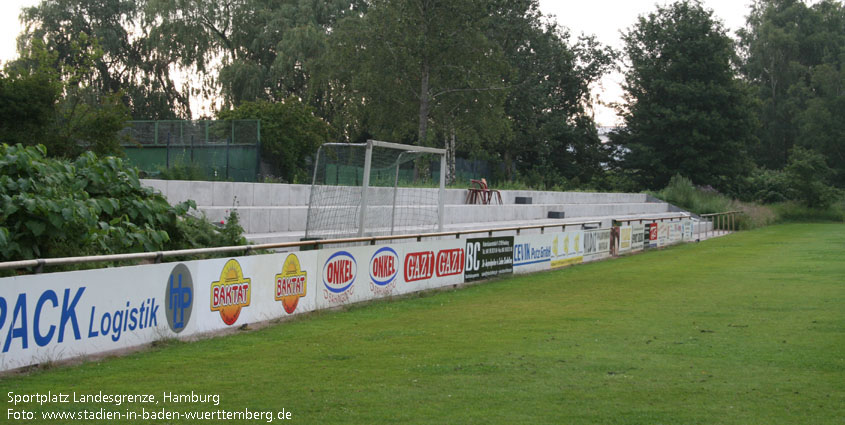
[3,38,128,158]
[614,0,757,192]
[739,0,845,185]
[489,0,615,185]
[327,0,511,148]
[19,0,188,118]
[147,0,363,108]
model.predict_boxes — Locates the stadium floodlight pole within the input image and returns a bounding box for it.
[358,140,374,237]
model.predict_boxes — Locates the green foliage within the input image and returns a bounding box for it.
[4,37,129,158]
[746,167,791,203]
[155,162,209,181]
[614,0,758,192]
[739,0,845,185]
[0,69,59,147]
[0,144,245,265]
[783,146,841,208]
[217,98,332,183]
[170,210,247,256]
[770,201,845,222]
[19,0,188,118]
[650,175,732,215]
[146,0,361,109]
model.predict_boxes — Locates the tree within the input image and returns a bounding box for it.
[0,69,59,147]
[146,0,363,109]
[614,0,758,192]
[3,38,128,158]
[19,0,188,119]
[327,0,511,149]
[739,0,845,185]
[488,0,615,185]
[217,97,333,183]
[784,146,840,208]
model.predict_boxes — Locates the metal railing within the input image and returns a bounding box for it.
[700,211,743,239]
[613,214,691,224]
[0,220,603,273]
[0,212,744,274]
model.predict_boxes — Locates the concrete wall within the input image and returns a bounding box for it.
[141,179,677,240]
[142,179,650,208]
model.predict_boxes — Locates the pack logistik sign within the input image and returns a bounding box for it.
[0,288,160,353]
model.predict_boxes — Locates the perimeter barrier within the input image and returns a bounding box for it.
[0,213,738,372]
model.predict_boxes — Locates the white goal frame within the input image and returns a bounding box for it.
[306,139,447,238]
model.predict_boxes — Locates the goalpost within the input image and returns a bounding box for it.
[305,140,447,240]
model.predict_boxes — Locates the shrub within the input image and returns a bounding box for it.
[0,144,245,265]
[217,97,332,183]
[650,175,732,214]
[746,167,790,204]
[783,147,841,209]
[771,201,845,223]
[155,162,209,181]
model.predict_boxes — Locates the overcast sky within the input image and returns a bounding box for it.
[1,0,761,124]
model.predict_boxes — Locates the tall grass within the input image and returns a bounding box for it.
[650,175,776,229]
[650,175,844,228]
[649,175,731,214]
[771,201,845,222]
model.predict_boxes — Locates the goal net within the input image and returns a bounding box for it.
[305,140,446,240]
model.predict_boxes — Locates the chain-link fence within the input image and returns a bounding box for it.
[121,120,261,182]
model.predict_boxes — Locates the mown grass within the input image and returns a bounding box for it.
[3,223,844,424]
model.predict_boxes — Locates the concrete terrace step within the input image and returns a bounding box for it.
[196,202,673,234]
[243,211,710,246]
[141,179,652,208]
[139,179,684,239]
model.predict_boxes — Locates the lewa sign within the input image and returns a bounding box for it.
[0,223,703,371]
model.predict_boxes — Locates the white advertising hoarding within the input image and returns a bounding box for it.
[513,234,553,274]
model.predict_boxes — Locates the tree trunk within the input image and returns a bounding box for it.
[418,63,430,146]
[447,127,457,184]
[415,63,431,181]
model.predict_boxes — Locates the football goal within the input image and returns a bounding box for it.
[304,140,446,240]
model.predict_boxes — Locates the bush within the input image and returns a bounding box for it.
[0,144,246,265]
[783,147,841,209]
[771,201,845,223]
[217,97,332,183]
[746,167,790,204]
[649,175,732,214]
[155,162,209,181]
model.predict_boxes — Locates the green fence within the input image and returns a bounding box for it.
[121,120,261,182]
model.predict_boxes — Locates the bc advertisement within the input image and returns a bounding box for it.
[464,236,514,282]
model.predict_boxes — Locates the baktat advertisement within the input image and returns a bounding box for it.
[464,236,514,282]
[0,262,200,372]
[401,239,466,292]
[193,252,319,333]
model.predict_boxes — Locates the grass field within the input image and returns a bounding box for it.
[3,223,844,424]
